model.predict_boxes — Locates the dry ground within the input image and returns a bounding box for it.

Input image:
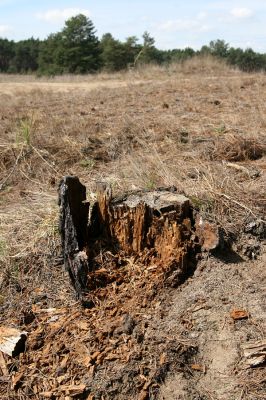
[0,58,265,399]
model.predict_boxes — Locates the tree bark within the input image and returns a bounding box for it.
[58,176,89,294]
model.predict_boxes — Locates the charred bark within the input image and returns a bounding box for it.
[58,176,89,294]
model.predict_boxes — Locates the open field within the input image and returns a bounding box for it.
[0,58,265,399]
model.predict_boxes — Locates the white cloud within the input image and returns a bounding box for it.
[230,8,253,19]
[36,8,91,23]
[157,11,211,33]
[157,18,210,33]
[197,12,208,20]
[0,24,11,34]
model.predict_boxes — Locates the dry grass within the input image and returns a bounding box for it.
[0,57,265,399]
[1,58,265,271]
[208,133,265,162]
[1,57,265,280]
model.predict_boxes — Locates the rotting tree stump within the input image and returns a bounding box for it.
[58,177,220,297]
[93,182,193,271]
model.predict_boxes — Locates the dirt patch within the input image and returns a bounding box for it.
[158,254,266,400]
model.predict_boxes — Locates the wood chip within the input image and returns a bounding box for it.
[91,351,100,361]
[39,392,54,398]
[138,390,149,400]
[230,309,249,320]
[0,352,8,376]
[191,364,206,372]
[59,383,86,396]
[159,352,167,365]
[11,372,24,389]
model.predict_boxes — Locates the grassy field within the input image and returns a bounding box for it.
[0,57,265,399]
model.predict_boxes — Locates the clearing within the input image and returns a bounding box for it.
[0,58,265,399]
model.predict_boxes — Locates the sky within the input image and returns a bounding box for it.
[0,0,266,52]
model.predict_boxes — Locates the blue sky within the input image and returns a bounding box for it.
[0,0,266,51]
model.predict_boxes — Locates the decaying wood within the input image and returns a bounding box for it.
[95,186,193,273]
[58,177,221,294]
[230,309,249,320]
[0,326,27,357]
[58,176,90,294]
[241,340,266,367]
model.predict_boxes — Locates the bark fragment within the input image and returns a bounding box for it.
[0,326,27,357]
[58,176,89,294]
[242,340,266,367]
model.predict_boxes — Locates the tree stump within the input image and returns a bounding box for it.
[93,183,193,269]
[58,177,219,296]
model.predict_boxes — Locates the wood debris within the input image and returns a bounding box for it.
[0,327,27,357]
[191,364,206,373]
[0,352,8,376]
[241,340,266,367]
[230,309,249,320]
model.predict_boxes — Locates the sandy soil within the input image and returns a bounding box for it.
[0,79,151,96]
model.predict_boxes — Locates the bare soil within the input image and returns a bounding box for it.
[0,59,265,399]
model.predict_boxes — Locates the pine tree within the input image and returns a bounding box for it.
[60,14,101,73]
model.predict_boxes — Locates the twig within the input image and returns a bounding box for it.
[19,168,42,186]
[32,145,58,173]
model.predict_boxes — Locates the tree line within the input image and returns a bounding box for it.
[1,14,266,75]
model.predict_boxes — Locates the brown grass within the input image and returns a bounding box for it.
[208,133,265,162]
[1,58,265,269]
[1,57,265,278]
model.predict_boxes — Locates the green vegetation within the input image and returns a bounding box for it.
[1,15,266,75]
[16,116,35,146]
